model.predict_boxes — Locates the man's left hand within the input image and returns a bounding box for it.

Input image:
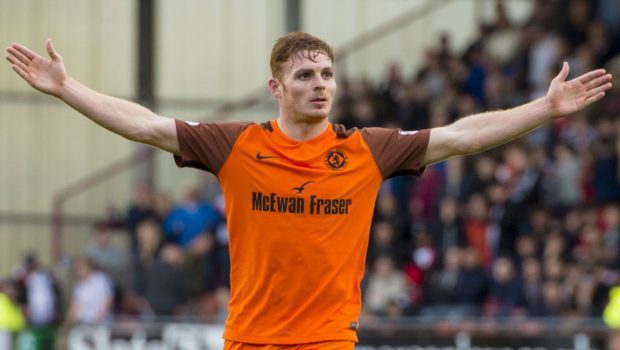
[546,62,613,118]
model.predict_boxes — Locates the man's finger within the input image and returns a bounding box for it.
[585,74,613,90]
[46,39,61,61]
[585,92,606,106]
[554,61,570,82]
[11,65,30,81]
[10,43,39,60]
[587,83,612,99]
[575,69,607,85]
[6,53,29,73]
[7,47,31,66]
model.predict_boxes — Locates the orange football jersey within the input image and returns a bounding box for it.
[174,119,429,344]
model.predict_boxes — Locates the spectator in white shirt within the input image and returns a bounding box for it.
[66,257,113,324]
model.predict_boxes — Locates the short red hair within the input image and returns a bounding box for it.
[270,32,334,80]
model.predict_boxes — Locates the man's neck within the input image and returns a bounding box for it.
[276,115,329,141]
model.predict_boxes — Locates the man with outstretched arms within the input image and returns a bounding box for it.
[6,33,612,350]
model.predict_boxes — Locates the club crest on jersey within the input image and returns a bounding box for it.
[325,149,347,170]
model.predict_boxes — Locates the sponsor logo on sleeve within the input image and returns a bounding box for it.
[398,130,419,135]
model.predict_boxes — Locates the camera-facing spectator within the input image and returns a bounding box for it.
[66,257,113,325]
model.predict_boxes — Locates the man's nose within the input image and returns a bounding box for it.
[314,77,326,90]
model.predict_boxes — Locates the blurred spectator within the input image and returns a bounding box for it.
[126,184,158,258]
[132,219,163,296]
[520,257,545,316]
[542,231,570,262]
[367,221,399,268]
[420,247,481,320]
[84,223,129,292]
[549,143,583,206]
[574,273,597,317]
[163,188,220,296]
[454,247,487,310]
[541,281,566,317]
[463,155,497,200]
[588,21,614,67]
[0,279,26,331]
[163,188,219,248]
[409,167,442,227]
[66,257,113,325]
[424,247,461,306]
[212,194,231,289]
[411,231,436,274]
[543,258,565,283]
[349,98,378,128]
[527,207,551,241]
[486,257,522,317]
[497,146,545,254]
[430,196,466,262]
[417,49,448,99]
[14,253,59,326]
[442,157,466,200]
[199,173,223,203]
[198,286,231,323]
[464,193,493,267]
[374,190,407,236]
[184,233,216,298]
[527,24,560,98]
[567,44,595,79]
[514,234,538,268]
[602,204,620,268]
[591,133,620,202]
[154,191,174,222]
[463,46,487,105]
[573,225,606,267]
[364,255,409,316]
[560,114,597,153]
[484,1,520,67]
[376,63,405,119]
[561,0,594,52]
[143,244,188,316]
[396,80,430,131]
[600,63,620,117]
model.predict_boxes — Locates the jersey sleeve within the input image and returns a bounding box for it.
[361,127,430,179]
[173,119,250,174]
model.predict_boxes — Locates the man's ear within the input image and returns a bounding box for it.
[268,78,282,99]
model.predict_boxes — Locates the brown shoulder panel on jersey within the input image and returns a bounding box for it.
[261,121,273,132]
[174,120,252,174]
[332,123,358,139]
[361,128,430,179]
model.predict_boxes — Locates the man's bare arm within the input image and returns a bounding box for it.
[5,39,179,154]
[423,62,612,165]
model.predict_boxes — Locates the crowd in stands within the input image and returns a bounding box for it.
[353,0,620,322]
[1,0,620,337]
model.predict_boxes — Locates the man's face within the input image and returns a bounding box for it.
[271,52,336,122]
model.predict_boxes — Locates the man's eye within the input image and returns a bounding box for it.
[299,73,310,79]
[322,72,333,78]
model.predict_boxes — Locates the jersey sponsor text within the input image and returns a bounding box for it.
[251,191,352,215]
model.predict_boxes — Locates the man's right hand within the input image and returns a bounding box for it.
[6,39,68,97]
[5,38,179,154]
